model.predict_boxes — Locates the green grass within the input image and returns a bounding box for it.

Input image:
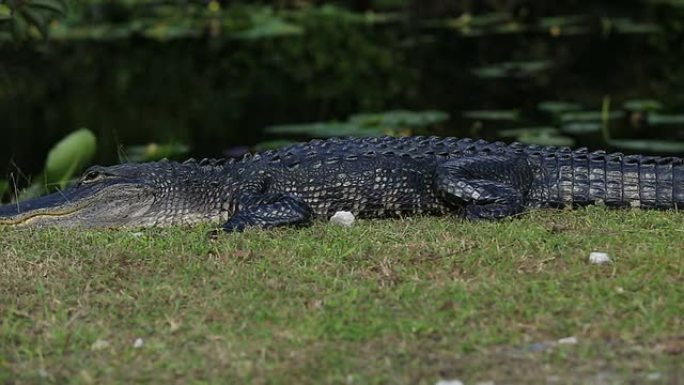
[1,207,682,384]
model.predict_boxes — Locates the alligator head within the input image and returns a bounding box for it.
[0,162,230,229]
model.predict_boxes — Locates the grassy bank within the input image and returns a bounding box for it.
[1,207,682,384]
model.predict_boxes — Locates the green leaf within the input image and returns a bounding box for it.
[463,110,519,121]
[538,15,587,28]
[265,122,383,138]
[19,7,48,38]
[44,128,97,189]
[472,61,551,79]
[498,127,559,138]
[561,110,624,122]
[623,99,663,112]
[254,140,300,152]
[608,140,684,154]
[0,4,12,21]
[27,0,67,15]
[233,9,303,40]
[349,110,449,128]
[611,18,661,34]
[647,113,684,125]
[497,127,573,147]
[12,9,28,39]
[537,101,583,115]
[518,132,575,147]
[561,122,602,135]
[124,142,190,162]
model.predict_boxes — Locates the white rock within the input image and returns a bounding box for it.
[133,338,144,348]
[436,380,464,385]
[646,372,662,381]
[329,211,355,227]
[91,339,110,351]
[558,336,578,345]
[589,252,611,265]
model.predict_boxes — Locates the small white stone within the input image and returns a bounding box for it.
[558,336,578,345]
[589,252,611,265]
[133,338,144,348]
[91,339,110,351]
[646,372,662,381]
[436,380,464,385]
[330,211,355,227]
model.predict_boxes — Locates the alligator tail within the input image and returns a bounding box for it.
[530,149,684,210]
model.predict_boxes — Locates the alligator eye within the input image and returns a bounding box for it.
[81,170,103,184]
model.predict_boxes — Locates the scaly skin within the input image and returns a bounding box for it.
[0,136,682,232]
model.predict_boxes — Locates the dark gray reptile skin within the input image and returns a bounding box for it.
[1,136,682,231]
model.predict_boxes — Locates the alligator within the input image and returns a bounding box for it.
[0,136,682,232]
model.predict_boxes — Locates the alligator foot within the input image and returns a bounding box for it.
[434,155,534,220]
[220,192,313,233]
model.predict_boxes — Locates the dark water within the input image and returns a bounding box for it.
[2,2,684,180]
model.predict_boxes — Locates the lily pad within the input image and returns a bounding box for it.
[518,131,575,147]
[561,122,602,135]
[608,18,661,34]
[648,113,684,125]
[124,142,190,162]
[548,25,591,35]
[463,110,519,121]
[538,15,588,29]
[623,99,663,112]
[467,13,510,28]
[561,111,624,122]
[443,12,509,30]
[143,23,200,40]
[265,122,383,138]
[538,101,583,115]
[45,128,97,189]
[498,127,559,138]
[472,61,551,79]
[608,139,684,154]
[349,110,449,128]
[254,140,299,152]
[233,10,303,40]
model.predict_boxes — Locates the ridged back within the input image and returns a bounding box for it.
[181,136,684,210]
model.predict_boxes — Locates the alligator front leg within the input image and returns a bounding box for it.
[221,191,313,232]
[434,155,535,220]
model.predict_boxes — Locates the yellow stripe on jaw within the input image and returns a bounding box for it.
[0,207,83,226]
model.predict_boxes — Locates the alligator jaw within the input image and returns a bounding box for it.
[0,184,155,228]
